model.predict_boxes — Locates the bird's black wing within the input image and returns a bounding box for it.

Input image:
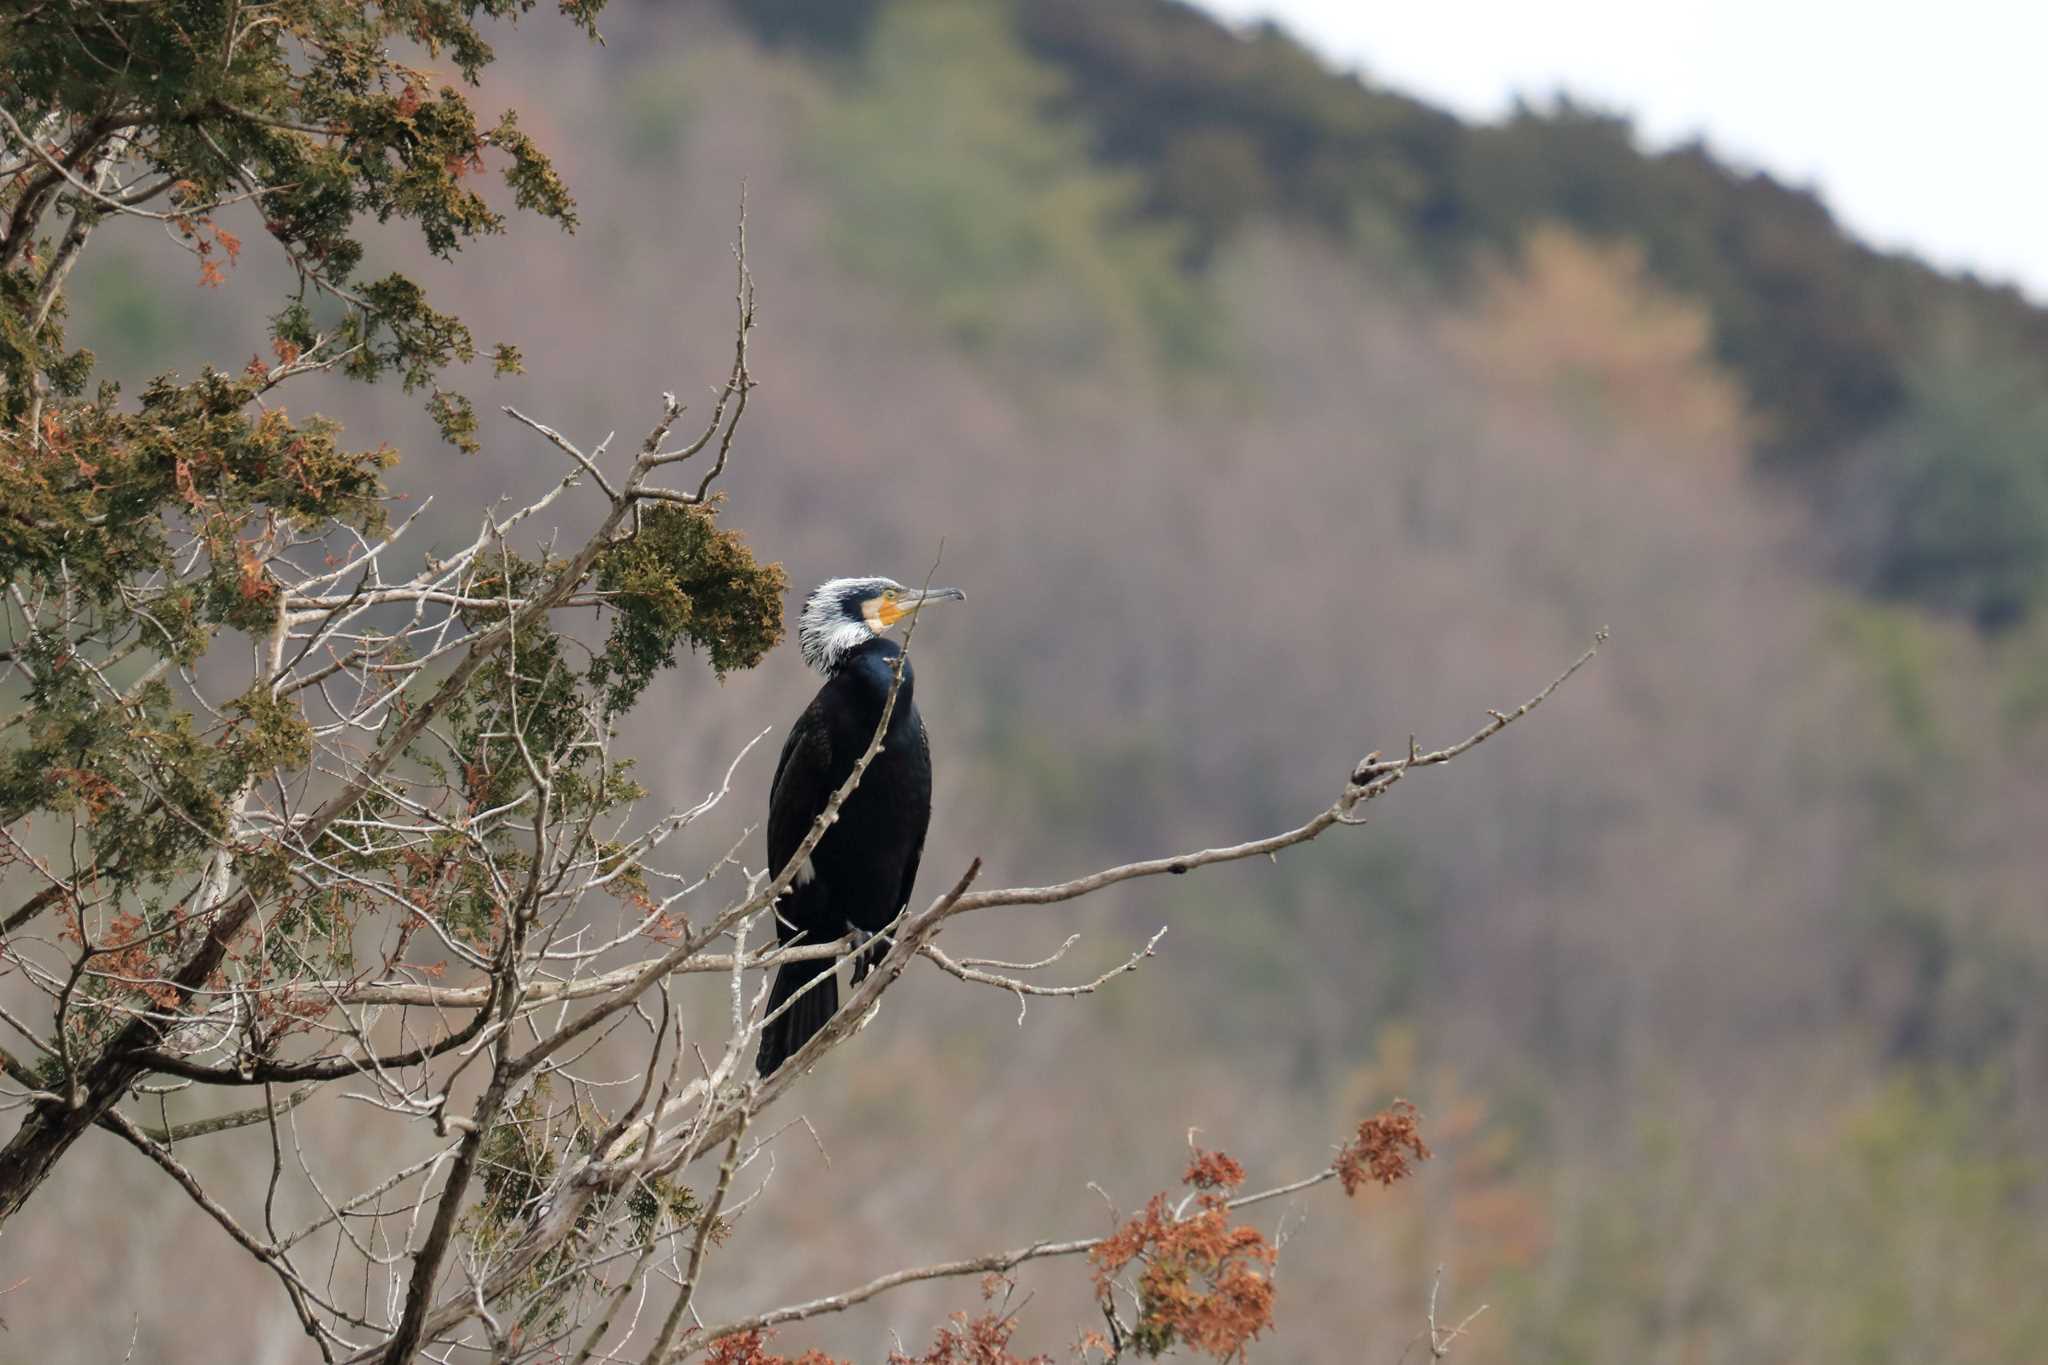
[851,716,930,985]
[766,695,837,946]
[756,693,848,1075]
[895,716,932,915]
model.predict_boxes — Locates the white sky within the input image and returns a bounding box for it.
[1199,0,2048,302]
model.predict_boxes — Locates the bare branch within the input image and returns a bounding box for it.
[921,928,1168,1025]
[123,1084,320,1143]
[504,407,621,504]
[671,1158,1362,1357]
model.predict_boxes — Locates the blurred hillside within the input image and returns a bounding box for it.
[35,1,2048,1360]
[862,0,2048,630]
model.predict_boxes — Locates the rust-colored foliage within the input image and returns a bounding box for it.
[1335,1100,1432,1195]
[1447,226,1751,470]
[47,768,123,821]
[1182,1147,1246,1191]
[704,1328,849,1365]
[885,1309,1049,1365]
[1090,1149,1277,1360]
[93,912,179,1008]
[886,1277,1051,1365]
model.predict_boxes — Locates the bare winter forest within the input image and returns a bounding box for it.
[8,1,2048,1359]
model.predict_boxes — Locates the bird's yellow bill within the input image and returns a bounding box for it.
[871,586,965,629]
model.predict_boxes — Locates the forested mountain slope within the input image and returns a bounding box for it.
[747,0,2048,630]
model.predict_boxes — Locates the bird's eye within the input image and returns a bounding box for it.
[881,589,898,602]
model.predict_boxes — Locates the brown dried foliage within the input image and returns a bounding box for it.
[1182,1147,1247,1191]
[1090,1149,1276,1360]
[1335,1100,1432,1196]
[886,1311,1050,1364]
[703,1328,848,1365]
[881,1277,1050,1365]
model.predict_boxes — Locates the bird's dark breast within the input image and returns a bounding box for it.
[767,648,932,945]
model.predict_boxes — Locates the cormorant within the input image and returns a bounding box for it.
[755,576,965,1075]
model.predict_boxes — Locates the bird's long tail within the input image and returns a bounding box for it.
[755,957,838,1076]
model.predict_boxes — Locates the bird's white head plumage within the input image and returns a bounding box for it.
[797,577,966,675]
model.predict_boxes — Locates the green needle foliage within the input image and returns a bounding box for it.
[2,0,601,448]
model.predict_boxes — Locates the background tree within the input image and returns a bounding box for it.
[1832,331,2048,630]
[0,5,1576,1358]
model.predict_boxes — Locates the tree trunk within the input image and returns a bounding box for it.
[0,897,250,1222]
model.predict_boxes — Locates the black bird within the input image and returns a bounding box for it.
[755,576,965,1075]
